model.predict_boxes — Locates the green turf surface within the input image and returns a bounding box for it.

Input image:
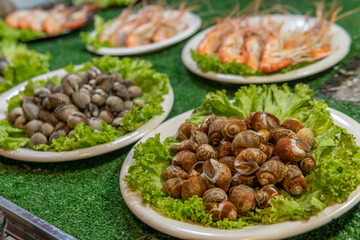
[1,0,360,239]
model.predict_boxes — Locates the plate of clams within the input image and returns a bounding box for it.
[0,63,173,162]
[119,108,360,239]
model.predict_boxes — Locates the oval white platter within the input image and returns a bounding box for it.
[86,10,202,56]
[0,67,174,162]
[120,108,360,240]
[181,14,351,84]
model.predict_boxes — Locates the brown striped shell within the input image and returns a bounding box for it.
[181,174,208,200]
[258,143,274,159]
[231,173,258,187]
[48,93,71,108]
[280,118,304,133]
[198,114,217,134]
[256,129,270,143]
[231,130,260,156]
[298,153,316,174]
[170,139,192,152]
[229,185,257,214]
[256,184,279,208]
[72,91,91,109]
[162,177,184,199]
[234,148,267,175]
[190,130,209,152]
[296,128,315,148]
[217,140,233,159]
[196,144,217,161]
[222,118,247,140]
[270,128,296,142]
[162,165,188,180]
[219,156,236,175]
[208,117,227,147]
[251,112,280,131]
[202,188,228,205]
[275,138,311,163]
[282,164,307,195]
[172,150,198,172]
[176,122,198,141]
[205,201,238,221]
[256,160,287,186]
[203,159,232,191]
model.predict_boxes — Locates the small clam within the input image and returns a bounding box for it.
[162,177,184,199]
[49,130,67,143]
[0,56,10,75]
[84,103,99,118]
[14,115,27,129]
[172,150,197,172]
[99,110,115,124]
[203,159,232,191]
[26,120,43,137]
[96,75,115,93]
[67,112,88,129]
[112,117,123,127]
[42,97,52,110]
[229,185,257,214]
[48,113,59,126]
[88,117,103,130]
[34,87,51,98]
[80,84,93,95]
[20,96,34,105]
[68,130,76,137]
[111,72,122,82]
[38,109,51,123]
[40,123,54,137]
[62,74,81,95]
[54,104,79,122]
[87,66,101,79]
[91,89,107,106]
[30,132,48,148]
[72,91,91,109]
[113,82,130,101]
[134,99,145,108]
[106,96,124,113]
[77,71,89,84]
[22,102,39,120]
[54,122,70,133]
[117,110,130,117]
[124,101,133,110]
[128,85,143,98]
[122,79,134,88]
[7,107,23,122]
[162,165,188,180]
[48,93,71,108]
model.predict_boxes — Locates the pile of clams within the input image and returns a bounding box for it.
[0,56,10,84]
[7,66,144,148]
[161,112,316,221]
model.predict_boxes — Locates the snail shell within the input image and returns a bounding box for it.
[203,188,228,205]
[231,130,260,156]
[256,160,287,186]
[188,161,204,175]
[208,117,226,147]
[258,143,274,159]
[222,118,247,141]
[162,177,183,199]
[206,200,238,221]
[282,164,307,195]
[270,128,296,142]
[217,140,233,159]
[256,184,279,208]
[189,130,209,152]
[22,102,39,120]
[244,112,255,129]
[275,138,311,163]
[196,144,216,161]
[256,129,270,143]
[296,128,315,148]
[176,122,198,141]
[229,185,257,214]
[72,91,91,109]
[198,114,217,134]
[281,118,304,133]
[234,148,266,175]
[7,107,23,122]
[218,156,236,175]
[162,165,188,180]
[172,150,197,172]
[298,153,316,174]
[231,173,258,187]
[170,139,192,152]
[54,104,79,122]
[203,159,232,191]
[48,93,71,108]
[251,112,280,131]
[30,132,48,148]
[181,174,208,200]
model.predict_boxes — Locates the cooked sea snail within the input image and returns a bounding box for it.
[7,67,144,149]
[161,112,316,222]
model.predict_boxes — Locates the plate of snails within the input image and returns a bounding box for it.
[120,108,360,239]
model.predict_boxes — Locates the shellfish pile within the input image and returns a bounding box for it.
[7,66,144,149]
[161,112,316,221]
[0,56,10,84]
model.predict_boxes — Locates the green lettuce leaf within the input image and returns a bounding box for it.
[125,84,360,229]
[191,49,314,76]
[0,20,46,42]
[74,0,136,9]
[0,40,50,93]
[0,120,29,150]
[81,16,111,49]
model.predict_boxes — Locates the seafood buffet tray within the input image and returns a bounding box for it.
[181,14,351,84]
[86,10,202,56]
[0,67,174,162]
[119,108,360,240]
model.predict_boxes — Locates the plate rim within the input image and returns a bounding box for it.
[0,66,174,162]
[181,14,352,84]
[86,11,202,56]
[119,107,360,240]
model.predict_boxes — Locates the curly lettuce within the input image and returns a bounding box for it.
[125,83,360,228]
[0,120,29,150]
[74,0,135,9]
[0,20,46,42]
[81,16,112,50]
[0,40,50,93]
[191,49,313,76]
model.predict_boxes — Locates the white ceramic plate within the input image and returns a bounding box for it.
[120,108,360,240]
[181,14,351,84]
[86,10,202,56]
[0,68,174,162]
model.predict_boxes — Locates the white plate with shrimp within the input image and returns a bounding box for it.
[86,10,202,56]
[119,107,360,239]
[0,67,174,162]
[181,14,351,84]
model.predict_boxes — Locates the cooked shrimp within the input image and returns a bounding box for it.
[18,10,36,29]
[100,9,132,43]
[29,10,49,32]
[62,4,97,30]
[244,34,262,70]
[217,30,248,64]
[197,21,231,56]
[5,10,29,29]
[43,9,69,36]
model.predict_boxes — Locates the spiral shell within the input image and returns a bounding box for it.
[229,185,257,214]
[296,128,315,148]
[172,150,198,172]
[282,164,307,195]
[270,128,296,142]
[217,140,233,159]
[196,144,217,161]
[203,188,228,205]
[190,130,209,152]
[170,139,192,152]
[234,148,267,175]
[251,112,280,131]
[219,156,236,175]
[198,114,217,134]
[188,161,205,175]
[281,118,304,133]
[181,174,208,200]
[275,138,311,163]
[256,160,287,186]
[256,184,279,208]
[231,173,258,187]
[162,165,188,180]
[256,129,270,143]
[222,118,247,140]
[258,143,274,159]
[203,159,232,191]
[206,201,238,221]
[162,177,184,199]
[208,117,226,147]
[298,153,316,174]
[176,122,198,141]
[231,130,260,156]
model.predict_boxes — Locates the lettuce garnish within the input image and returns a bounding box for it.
[0,20,46,42]
[125,84,360,228]
[3,56,169,152]
[74,0,135,9]
[0,40,50,93]
[191,49,313,76]
[81,16,112,50]
[0,120,29,150]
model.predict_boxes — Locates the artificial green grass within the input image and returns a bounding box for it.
[1,0,360,239]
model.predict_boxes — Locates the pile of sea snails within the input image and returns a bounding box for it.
[0,56,10,84]
[7,66,144,148]
[161,112,316,221]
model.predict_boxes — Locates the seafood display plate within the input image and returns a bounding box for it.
[181,14,351,84]
[119,108,360,240]
[0,67,174,162]
[86,10,202,56]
